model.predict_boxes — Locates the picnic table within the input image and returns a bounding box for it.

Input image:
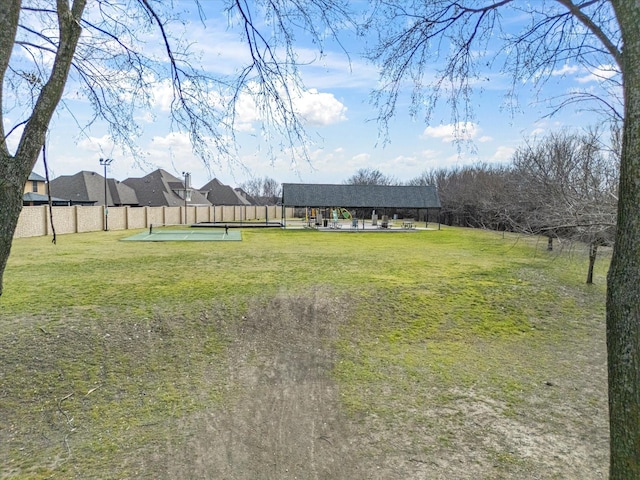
[402,220,414,229]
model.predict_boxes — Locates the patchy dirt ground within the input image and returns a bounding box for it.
[146,293,366,479]
[134,291,608,480]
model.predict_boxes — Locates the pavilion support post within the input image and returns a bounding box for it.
[280,203,285,228]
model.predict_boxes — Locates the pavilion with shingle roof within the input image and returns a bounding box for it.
[281,183,441,227]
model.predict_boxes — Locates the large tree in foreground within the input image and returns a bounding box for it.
[0,0,85,296]
[366,1,637,476]
[607,4,640,477]
[0,0,350,296]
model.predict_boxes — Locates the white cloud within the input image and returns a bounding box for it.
[490,146,516,163]
[77,134,115,152]
[233,92,260,132]
[552,64,580,76]
[419,149,440,159]
[136,111,156,124]
[287,147,366,178]
[150,80,175,112]
[188,18,376,91]
[442,153,471,167]
[387,154,421,170]
[576,64,619,83]
[294,89,347,126]
[231,86,347,131]
[149,131,192,150]
[190,20,254,76]
[351,153,370,164]
[526,120,564,138]
[422,122,484,143]
[69,132,203,183]
[313,151,370,174]
[141,132,224,184]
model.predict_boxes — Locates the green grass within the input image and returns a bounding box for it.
[0,226,609,478]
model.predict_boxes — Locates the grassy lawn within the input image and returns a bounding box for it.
[0,227,609,479]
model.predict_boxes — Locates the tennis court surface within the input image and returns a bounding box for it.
[122,227,242,242]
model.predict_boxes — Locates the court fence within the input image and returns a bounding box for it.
[14,204,294,239]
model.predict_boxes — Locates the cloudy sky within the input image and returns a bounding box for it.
[16,2,620,189]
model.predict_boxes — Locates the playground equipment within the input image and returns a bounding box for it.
[328,208,351,228]
[336,208,352,219]
[302,207,355,228]
[329,208,351,225]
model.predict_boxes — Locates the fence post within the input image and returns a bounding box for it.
[43,205,49,236]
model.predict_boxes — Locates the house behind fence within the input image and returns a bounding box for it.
[14,205,292,239]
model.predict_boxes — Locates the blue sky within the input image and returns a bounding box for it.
[19,2,619,189]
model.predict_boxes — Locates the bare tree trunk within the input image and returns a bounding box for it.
[586,242,597,285]
[0,1,25,297]
[0,153,25,297]
[0,0,86,296]
[607,3,640,477]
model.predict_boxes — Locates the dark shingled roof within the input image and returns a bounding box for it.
[282,183,441,209]
[49,171,138,206]
[23,192,69,205]
[49,171,96,204]
[233,187,260,206]
[123,169,211,207]
[199,178,253,205]
[107,178,139,206]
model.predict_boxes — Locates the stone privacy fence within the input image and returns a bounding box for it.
[14,205,294,239]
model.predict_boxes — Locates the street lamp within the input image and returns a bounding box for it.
[182,171,191,224]
[99,158,113,231]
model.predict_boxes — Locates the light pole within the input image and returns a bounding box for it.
[182,171,191,224]
[99,158,113,231]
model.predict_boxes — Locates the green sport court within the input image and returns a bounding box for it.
[122,227,242,242]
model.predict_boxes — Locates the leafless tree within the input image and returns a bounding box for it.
[344,168,398,218]
[344,167,396,185]
[509,129,618,282]
[366,2,639,474]
[239,176,281,204]
[408,129,617,282]
[239,178,263,200]
[409,164,512,229]
[409,129,618,251]
[405,168,438,187]
[0,0,352,295]
[261,177,282,204]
